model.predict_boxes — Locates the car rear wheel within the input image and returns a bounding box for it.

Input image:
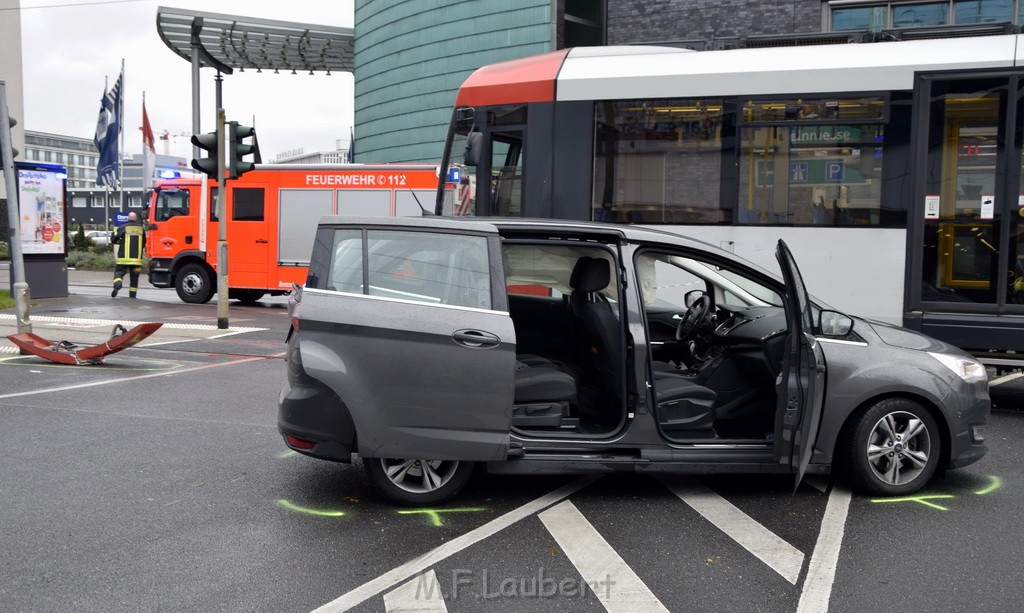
[843,398,941,496]
[364,457,474,505]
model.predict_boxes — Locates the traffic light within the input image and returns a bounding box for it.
[1,115,18,167]
[191,130,219,179]
[227,121,256,179]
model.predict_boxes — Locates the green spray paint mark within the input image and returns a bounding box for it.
[277,499,346,517]
[975,475,1001,495]
[870,494,955,511]
[277,450,300,459]
[397,507,486,527]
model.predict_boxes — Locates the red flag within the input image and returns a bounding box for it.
[141,99,156,189]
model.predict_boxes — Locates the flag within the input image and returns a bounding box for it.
[94,70,123,187]
[141,98,156,190]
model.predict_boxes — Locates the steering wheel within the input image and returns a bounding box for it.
[676,292,712,342]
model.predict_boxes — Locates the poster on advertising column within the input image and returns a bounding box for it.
[16,163,67,255]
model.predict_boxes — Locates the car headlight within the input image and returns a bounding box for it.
[928,352,987,383]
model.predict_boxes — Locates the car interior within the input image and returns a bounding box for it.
[503,241,790,443]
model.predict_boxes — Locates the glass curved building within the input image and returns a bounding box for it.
[354,1,604,163]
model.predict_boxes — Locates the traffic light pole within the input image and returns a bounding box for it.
[0,81,31,335]
[215,108,229,330]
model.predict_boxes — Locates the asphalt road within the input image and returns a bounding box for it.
[1,276,1022,612]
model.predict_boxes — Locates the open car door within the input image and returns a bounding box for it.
[297,217,516,461]
[774,240,826,489]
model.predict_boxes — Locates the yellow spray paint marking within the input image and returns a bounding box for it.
[397,507,486,527]
[975,475,1001,495]
[869,494,955,511]
[277,499,346,517]
[277,450,300,459]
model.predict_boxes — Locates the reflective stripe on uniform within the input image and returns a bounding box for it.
[115,224,145,266]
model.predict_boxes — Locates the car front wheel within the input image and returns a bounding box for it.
[364,457,474,506]
[843,398,941,496]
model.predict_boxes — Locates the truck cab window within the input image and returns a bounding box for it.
[155,189,189,221]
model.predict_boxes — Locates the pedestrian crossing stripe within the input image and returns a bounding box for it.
[315,476,853,612]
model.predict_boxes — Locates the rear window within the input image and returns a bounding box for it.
[307,227,493,310]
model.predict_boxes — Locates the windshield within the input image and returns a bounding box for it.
[154,187,189,221]
[436,108,475,216]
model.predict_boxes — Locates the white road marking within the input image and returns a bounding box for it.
[311,476,600,613]
[989,372,1024,386]
[538,501,669,613]
[383,570,448,613]
[796,485,852,613]
[0,354,282,400]
[660,475,805,585]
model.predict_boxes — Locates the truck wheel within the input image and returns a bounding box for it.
[842,398,941,496]
[229,289,265,304]
[175,263,214,304]
[364,457,474,506]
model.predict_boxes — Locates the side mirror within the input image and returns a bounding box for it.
[819,310,853,337]
[464,132,482,167]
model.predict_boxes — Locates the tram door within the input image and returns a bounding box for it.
[913,75,1024,311]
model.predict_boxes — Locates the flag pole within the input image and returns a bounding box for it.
[103,75,109,232]
[117,58,125,213]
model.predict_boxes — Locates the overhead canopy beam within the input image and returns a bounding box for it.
[156,6,354,155]
[156,6,354,74]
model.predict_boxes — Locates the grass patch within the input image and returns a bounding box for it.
[0,289,13,310]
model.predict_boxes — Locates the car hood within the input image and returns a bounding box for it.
[862,318,967,355]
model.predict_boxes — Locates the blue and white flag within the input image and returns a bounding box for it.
[94,70,122,187]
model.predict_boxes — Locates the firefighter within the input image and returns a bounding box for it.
[110,212,146,298]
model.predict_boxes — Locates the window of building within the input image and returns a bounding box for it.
[893,2,949,27]
[956,0,1013,22]
[593,98,728,224]
[832,5,888,31]
[829,0,1018,30]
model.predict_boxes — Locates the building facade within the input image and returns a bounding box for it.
[352,1,1024,165]
[352,0,603,163]
[272,139,352,164]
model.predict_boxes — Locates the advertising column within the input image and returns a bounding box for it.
[14,162,69,298]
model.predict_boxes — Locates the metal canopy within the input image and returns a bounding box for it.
[156,6,354,75]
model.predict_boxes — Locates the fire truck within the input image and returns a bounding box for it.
[146,164,445,303]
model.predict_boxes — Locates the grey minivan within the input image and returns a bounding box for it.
[278,216,989,505]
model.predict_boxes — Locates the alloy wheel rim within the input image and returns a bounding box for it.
[380,459,459,494]
[865,410,931,486]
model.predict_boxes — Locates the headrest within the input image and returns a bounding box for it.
[570,256,609,293]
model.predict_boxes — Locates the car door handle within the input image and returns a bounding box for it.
[453,329,500,348]
[255,239,269,244]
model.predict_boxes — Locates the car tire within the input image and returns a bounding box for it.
[364,457,475,506]
[175,263,214,304]
[842,398,941,496]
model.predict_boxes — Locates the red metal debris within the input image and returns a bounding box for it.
[6,322,164,365]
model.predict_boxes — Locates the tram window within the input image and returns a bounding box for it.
[738,124,886,226]
[592,98,727,224]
